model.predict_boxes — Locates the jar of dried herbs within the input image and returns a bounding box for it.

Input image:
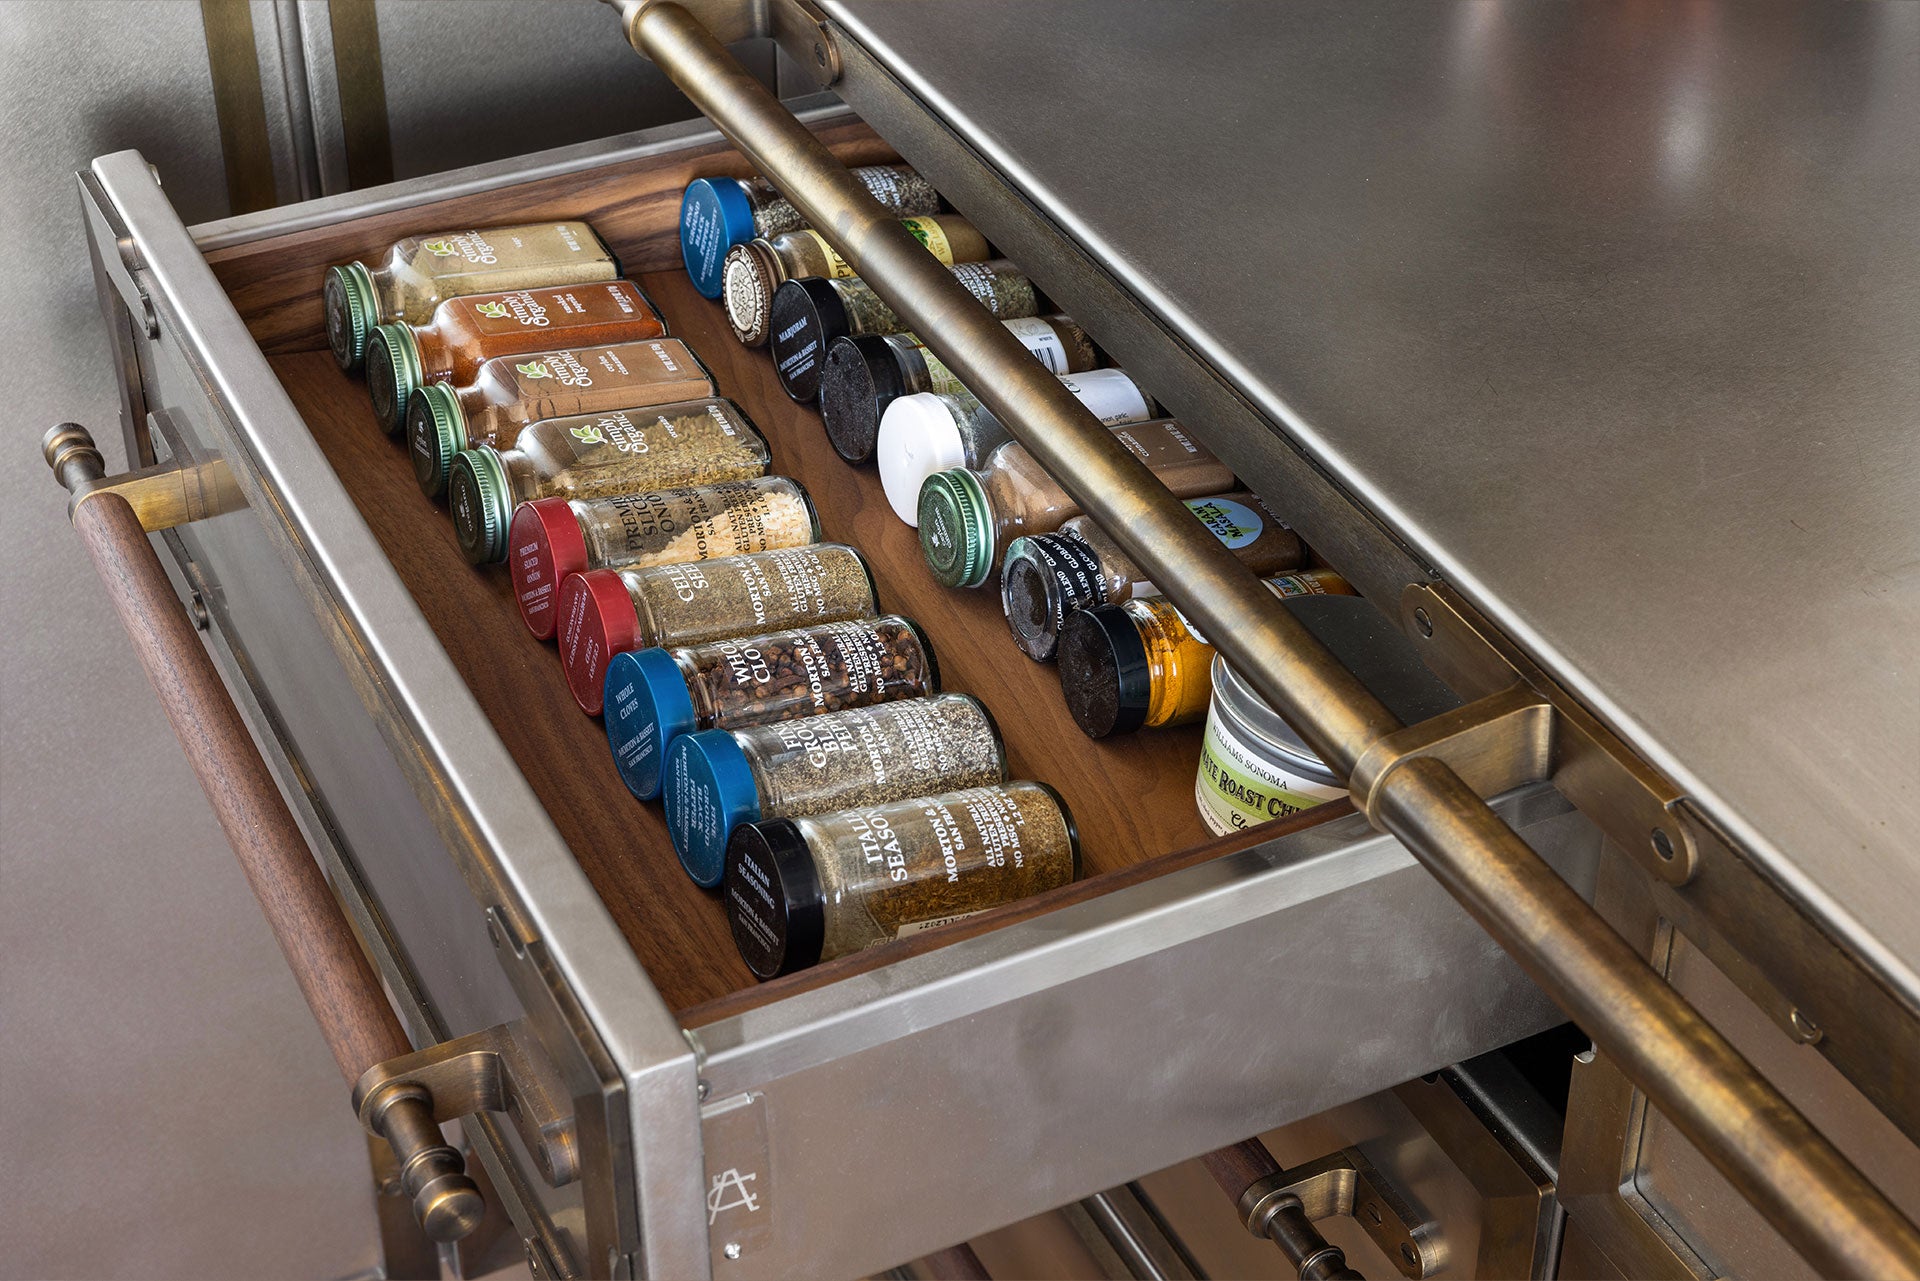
[663,693,1005,886]
[556,544,879,714]
[602,615,938,800]
[724,782,1079,977]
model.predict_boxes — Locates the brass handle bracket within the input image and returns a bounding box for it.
[45,422,244,532]
[605,0,841,87]
[1237,1148,1442,1280]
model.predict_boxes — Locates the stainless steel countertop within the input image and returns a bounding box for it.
[828,1,1920,995]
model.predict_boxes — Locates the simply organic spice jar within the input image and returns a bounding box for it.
[1000,492,1305,662]
[406,339,715,495]
[602,615,939,800]
[679,165,940,298]
[724,782,1080,978]
[818,316,1098,465]
[364,280,667,434]
[449,399,773,566]
[722,214,991,347]
[325,221,620,372]
[663,693,1005,887]
[556,544,879,714]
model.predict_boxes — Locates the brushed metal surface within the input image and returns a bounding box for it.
[824,0,1920,1005]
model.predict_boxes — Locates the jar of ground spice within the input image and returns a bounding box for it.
[724,781,1080,978]
[602,615,938,800]
[556,544,879,714]
[663,693,1005,886]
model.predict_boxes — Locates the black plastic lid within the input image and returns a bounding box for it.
[768,277,850,403]
[819,335,905,464]
[1057,604,1152,739]
[724,819,826,979]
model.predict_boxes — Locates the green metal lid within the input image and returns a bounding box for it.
[407,383,466,497]
[917,468,995,588]
[324,261,378,372]
[366,323,423,436]
[448,447,512,565]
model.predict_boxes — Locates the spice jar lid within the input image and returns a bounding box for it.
[324,261,377,372]
[1057,604,1153,738]
[679,177,757,299]
[917,468,996,588]
[448,447,512,566]
[721,241,781,347]
[603,647,698,802]
[1000,534,1106,663]
[664,729,764,887]
[724,819,825,978]
[366,323,423,435]
[877,393,969,525]
[768,277,850,404]
[509,498,591,640]
[406,383,466,497]
[819,335,906,465]
[558,570,639,716]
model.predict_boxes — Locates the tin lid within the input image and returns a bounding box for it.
[1000,533,1106,662]
[721,241,781,346]
[448,447,512,565]
[877,392,968,525]
[767,277,850,403]
[406,384,466,497]
[917,468,995,588]
[324,261,377,371]
[819,335,906,464]
[679,178,756,298]
[1057,604,1152,738]
[664,729,764,888]
[557,569,637,715]
[725,818,825,977]
[509,498,590,639]
[603,647,698,802]
[366,323,423,435]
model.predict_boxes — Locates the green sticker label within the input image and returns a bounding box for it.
[1194,710,1344,835]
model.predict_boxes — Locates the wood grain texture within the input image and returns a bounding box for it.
[1199,1137,1282,1203]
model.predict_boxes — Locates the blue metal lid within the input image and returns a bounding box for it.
[680,178,757,299]
[603,648,698,802]
[663,729,762,887]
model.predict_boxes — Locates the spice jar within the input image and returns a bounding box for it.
[406,338,714,496]
[1001,492,1305,661]
[725,782,1079,977]
[878,369,1157,525]
[364,280,667,434]
[1055,571,1356,738]
[917,420,1236,588]
[663,694,1005,886]
[556,544,879,714]
[448,399,773,566]
[819,316,1097,465]
[679,166,940,298]
[722,215,990,347]
[325,221,620,372]
[603,615,939,800]
[767,261,1041,403]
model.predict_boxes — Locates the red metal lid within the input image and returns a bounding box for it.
[510,498,591,641]
[558,570,638,716]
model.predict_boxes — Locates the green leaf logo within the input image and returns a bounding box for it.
[422,239,456,257]
[570,424,608,446]
[474,301,508,319]
[516,361,552,379]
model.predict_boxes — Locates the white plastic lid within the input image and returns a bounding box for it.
[876,392,967,526]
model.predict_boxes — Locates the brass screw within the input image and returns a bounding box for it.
[1651,827,1676,861]
[1414,607,1434,638]
[1789,1009,1824,1045]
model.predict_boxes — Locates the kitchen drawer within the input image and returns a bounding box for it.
[79,101,1595,1279]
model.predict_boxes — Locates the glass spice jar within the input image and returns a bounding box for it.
[1000,492,1305,661]
[722,214,991,347]
[1055,570,1356,738]
[556,544,879,715]
[724,781,1080,977]
[818,316,1098,465]
[767,261,1041,403]
[449,398,773,566]
[602,614,939,800]
[679,165,940,298]
[325,221,620,372]
[917,420,1237,588]
[877,368,1158,525]
[406,338,715,496]
[364,280,668,434]
[663,693,1006,887]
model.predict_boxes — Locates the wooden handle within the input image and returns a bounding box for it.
[1200,1137,1282,1202]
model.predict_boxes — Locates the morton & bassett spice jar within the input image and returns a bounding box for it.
[602,615,938,800]
[556,544,879,715]
[663,693,1005,887]
[724,782,1079,978]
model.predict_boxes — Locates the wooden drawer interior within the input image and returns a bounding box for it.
[203,116,1355,1018]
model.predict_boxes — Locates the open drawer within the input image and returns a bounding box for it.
[79,101,1596,1278]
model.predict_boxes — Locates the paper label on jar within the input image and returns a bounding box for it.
[1058,369,1150,426]
[467,281,641,334]
[900,216,955,265]
[1195,705,1346,836]
[1187,496,1263,549]
[798,229,857,279]
[1000,316,1070,373]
